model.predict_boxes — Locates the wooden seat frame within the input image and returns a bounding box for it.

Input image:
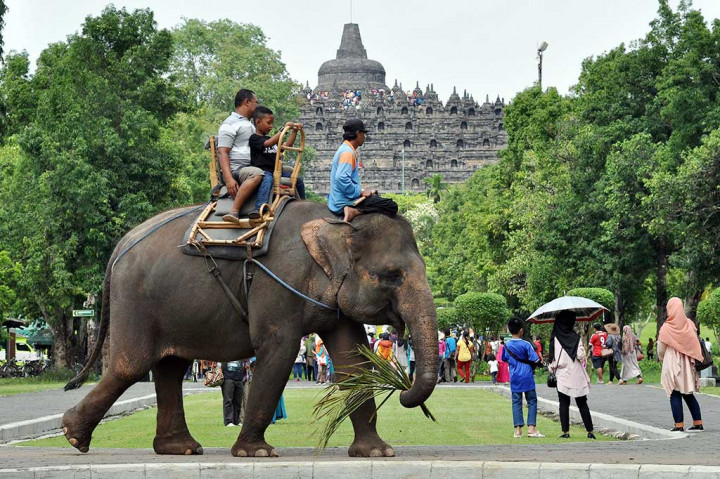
[187,125,305,248]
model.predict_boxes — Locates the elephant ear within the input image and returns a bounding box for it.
[301,219,353,288]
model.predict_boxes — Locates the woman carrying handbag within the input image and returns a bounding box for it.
[619,326,643,385]
[549,311,596,439]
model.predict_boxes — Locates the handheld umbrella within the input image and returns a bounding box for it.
[528,296,609,324]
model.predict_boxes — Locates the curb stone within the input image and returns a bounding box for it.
[0,461,719,478]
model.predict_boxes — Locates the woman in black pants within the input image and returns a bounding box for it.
[604,323,622,384]
[549,311,596,439]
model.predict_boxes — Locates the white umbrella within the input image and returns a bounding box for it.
[528,296,609,324]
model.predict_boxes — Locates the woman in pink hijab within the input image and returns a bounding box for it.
[658,297,704,432]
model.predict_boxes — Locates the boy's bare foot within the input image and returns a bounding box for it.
[343,206,361,222]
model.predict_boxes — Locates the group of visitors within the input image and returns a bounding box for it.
[367,331,417,380]
[304,86,427,110]
[295,334,334,384]
[588,323,643,385]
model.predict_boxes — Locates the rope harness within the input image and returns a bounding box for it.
[188,239,339,322]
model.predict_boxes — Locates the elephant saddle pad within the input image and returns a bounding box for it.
[182,194,294,260]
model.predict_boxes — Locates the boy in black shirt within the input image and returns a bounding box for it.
[248,106,306,218]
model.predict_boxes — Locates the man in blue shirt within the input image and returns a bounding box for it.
[328,119,398,222]
[443,329,458,383]
[501,318,544,438]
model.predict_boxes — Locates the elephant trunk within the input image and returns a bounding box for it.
[397,277,438,409]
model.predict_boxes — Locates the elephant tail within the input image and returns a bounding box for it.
[64,255,114,391]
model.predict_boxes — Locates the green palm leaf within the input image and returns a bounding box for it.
[312,345,436,451]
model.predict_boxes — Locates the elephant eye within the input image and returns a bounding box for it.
[379,269,404,286]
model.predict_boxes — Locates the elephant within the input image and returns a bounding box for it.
[61,200,438,457]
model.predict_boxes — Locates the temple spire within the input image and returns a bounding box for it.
[336,23,367,59]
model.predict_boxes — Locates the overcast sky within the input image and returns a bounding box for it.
[5,1,720,104]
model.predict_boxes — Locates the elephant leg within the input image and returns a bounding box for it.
[231,335,298,458]
[62,361,148,453]
[152,356,203,455]
[322,322,395,458]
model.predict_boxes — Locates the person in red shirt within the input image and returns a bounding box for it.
[589,323,608,384]
[533,336,543,361]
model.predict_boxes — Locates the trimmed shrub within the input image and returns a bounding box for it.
[455,292,511,334]
[698,289,720,344]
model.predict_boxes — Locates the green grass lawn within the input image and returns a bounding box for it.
[701,387,720,397]
[21,388,612,449]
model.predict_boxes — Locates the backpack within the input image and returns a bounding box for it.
[696,334,714,372]
[377,341,393,360]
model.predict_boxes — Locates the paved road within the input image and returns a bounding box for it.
[1,380,720,468]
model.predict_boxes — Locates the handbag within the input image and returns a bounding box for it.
[636,352,644,361]
[695,334,714,372]
[547,348,563,388]
[601,347,614,358]
[204,364,224,387]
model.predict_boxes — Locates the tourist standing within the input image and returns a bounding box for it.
[293,339,306,381]
[316,338,328,384]
[589,323,608,384]
[488,354,499,384]
[658,297,704,432]
[437,334,447,383]
[604,323,622,384]
[444,329,458,383]
[395,338,409,374]
[619,326,643,385]
[647,338,655,361]
[220,361,244,427]
[305,334,317,382]
[455,331,474,383]
[408,339,416,382]
[550,311,596,439]
[496,339,510,384]
[502,318,544,438]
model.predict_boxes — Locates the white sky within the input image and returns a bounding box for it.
[5,1,720,103]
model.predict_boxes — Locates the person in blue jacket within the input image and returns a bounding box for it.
[327,119,397,222]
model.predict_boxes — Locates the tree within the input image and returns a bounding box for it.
[436,307,458,331]
[423,174,447,203]
[0,0,7,62]
[454,292,510,335]
[0,6,185,367]
[697,289,720,344]
[0,250,19,318]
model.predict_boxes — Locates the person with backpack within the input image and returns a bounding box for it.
[658,297,705,432]
[501,318,544,438]
[444,329,458,383]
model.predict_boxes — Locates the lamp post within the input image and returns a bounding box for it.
[537,41,548,90]
[401,148,405,194]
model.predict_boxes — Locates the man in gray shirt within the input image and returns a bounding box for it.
[217,89,265,222]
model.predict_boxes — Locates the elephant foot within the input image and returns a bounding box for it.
[231,439,279,457]
[348,437,395,457]
[153,433,204,455]
[61,407,93,453]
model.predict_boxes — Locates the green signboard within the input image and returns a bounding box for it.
[72,310,94,317]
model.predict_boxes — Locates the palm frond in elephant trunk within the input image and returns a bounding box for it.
[312,345,435,451]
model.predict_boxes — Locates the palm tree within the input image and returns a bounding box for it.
[423,174,447,203]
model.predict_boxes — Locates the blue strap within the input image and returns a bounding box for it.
[112,203,208,270]
[247,258,337,311]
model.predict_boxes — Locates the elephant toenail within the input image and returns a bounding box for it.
[62,427,68,435]
[369,448,382,457]
[196,446,204,455]
[184,448,192,455]
[385,447,395,457]
[255,449,269,457]
[69,438,78,447]
[79,446,89,453]
[270,449,279,457]
[235,449,248,457]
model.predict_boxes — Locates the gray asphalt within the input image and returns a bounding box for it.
[1,379,719,468]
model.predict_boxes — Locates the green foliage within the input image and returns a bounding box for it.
[697,289,720,343]
[0,250,20,318]
[454,292,510,334]
[436,307,458,331]
[0,0,6,61]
